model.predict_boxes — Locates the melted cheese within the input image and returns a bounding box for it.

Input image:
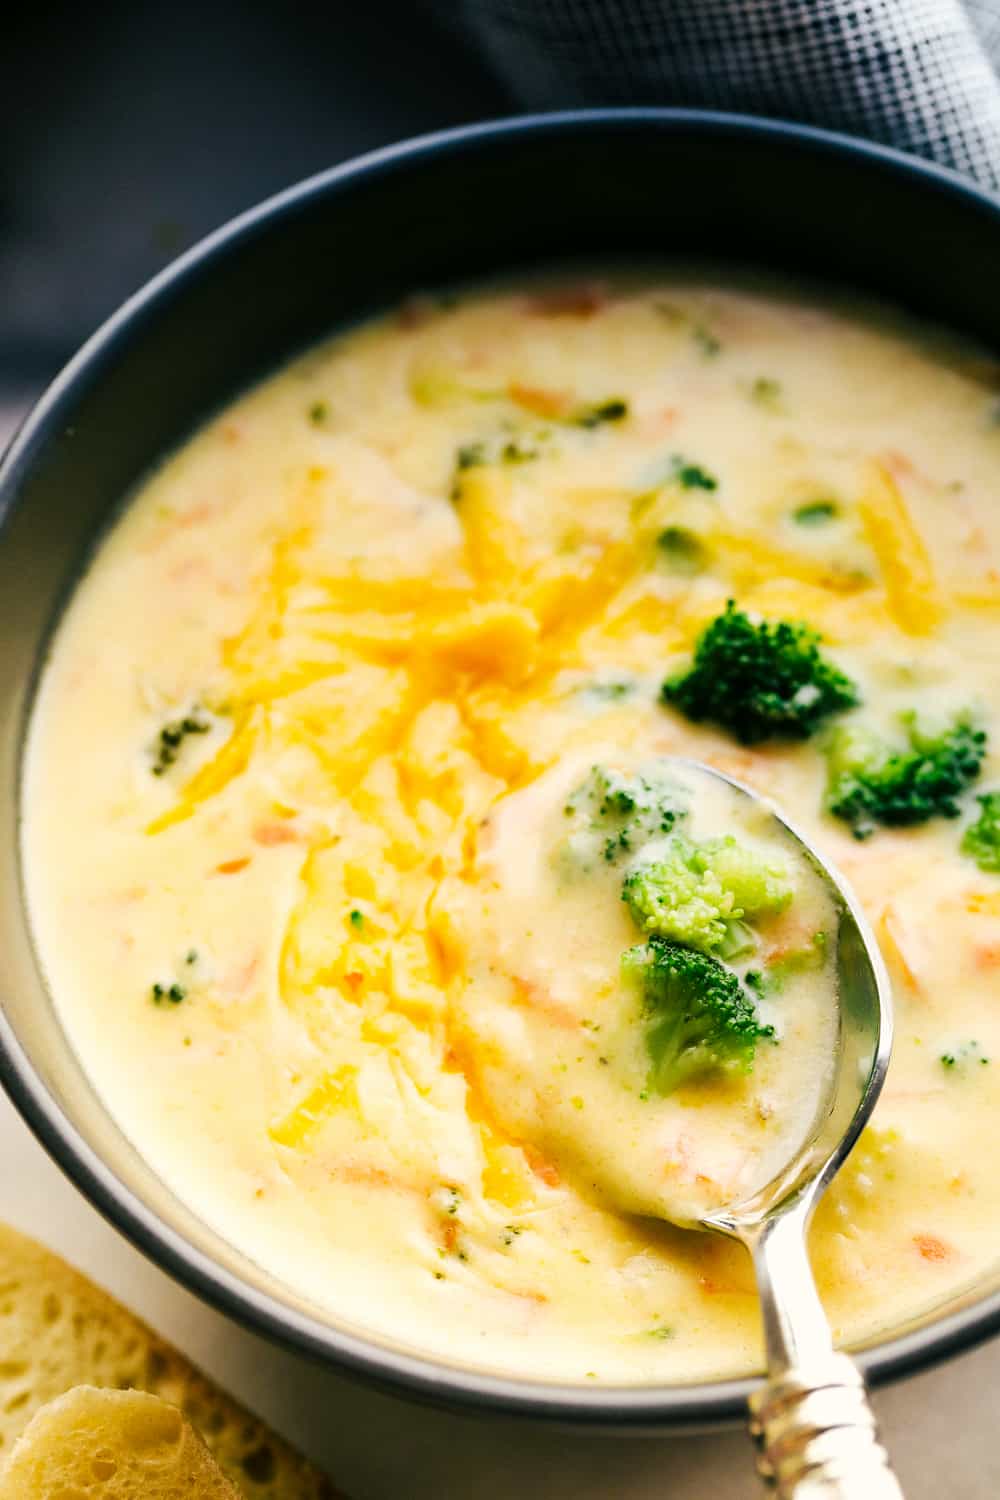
[22,273,1000,1384]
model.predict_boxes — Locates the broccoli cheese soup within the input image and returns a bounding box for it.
[23,272,1000,1385]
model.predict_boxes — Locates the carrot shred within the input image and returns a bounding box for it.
[914,1233,952,1263]
[507,382,572,420]
[522,1142,561,1188]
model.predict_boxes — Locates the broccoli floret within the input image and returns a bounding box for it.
[693,837,793,917]
[623,937,772,1094]
[825,713,986,839]
[622,834,791,956]
[962,791,1000,871]
[561,764,687,868]
[662,601,858,744]
[793,499,839,526]
[623,842,736,953]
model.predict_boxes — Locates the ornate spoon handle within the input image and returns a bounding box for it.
[745,1210,904,1498]
[749,1354,903,1497]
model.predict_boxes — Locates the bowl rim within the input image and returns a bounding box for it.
[4,105,1000,1429]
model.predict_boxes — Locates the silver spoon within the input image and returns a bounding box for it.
[680,761,903,1498]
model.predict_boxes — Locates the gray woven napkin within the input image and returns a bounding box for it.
[431,0,1000,187]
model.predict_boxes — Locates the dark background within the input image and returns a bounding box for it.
[2,1,507,432]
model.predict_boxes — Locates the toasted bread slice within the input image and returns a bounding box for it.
[0,1222,341,1497]
[0,1386,241,1498]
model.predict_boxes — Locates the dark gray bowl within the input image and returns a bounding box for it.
[2,110,1000,1431]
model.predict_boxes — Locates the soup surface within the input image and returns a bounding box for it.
[23,273,1000,1384]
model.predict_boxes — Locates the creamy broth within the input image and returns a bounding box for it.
[23,273,1000,1384]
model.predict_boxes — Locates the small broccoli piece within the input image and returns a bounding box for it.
[451,431,547,498]
[456,441,486,471]
[962,791,1000,872]
[750,377,782,408]
[692,837,793,917]
[151,981,186,1006]
[623,936,772,1094]
[793,499,839,526]
[622,835,791,955]
[825,713,986,839]
[668,455,718,492]
[151,710,210,776]
[500,437,541,464]
[575,675,637,710]
[692,325,721,358]
[658,526,710,575]
[560,765,687,868]
[939,1040,990,1073]
[663,601,859,744]
[572,398,629,429]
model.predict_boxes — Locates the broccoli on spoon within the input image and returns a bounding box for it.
[452,750,841,1227]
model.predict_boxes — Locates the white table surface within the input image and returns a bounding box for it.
[0,1081,995,1499]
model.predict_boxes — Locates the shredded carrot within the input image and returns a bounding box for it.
[522,1142,561,1188]
[441,1219,459,1253]
[511,976,580,1030]
[223,955,260,998]
[914,1233,952,1263]
[253,821,301,846]
[335,1161,399,1188]
[878,904,924,994]
[507,382,572,420]
[880,448,934,489]
[214,856,251,875]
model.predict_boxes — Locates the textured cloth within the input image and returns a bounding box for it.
[432,0,1000,187]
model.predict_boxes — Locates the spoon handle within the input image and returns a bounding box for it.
[746,1212,904,1498]
[748,1356,903,1497]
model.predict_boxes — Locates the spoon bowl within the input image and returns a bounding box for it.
[685,759,894,1236]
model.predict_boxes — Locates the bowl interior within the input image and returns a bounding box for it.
[3,111,1000,1427]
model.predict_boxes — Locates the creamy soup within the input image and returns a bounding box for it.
[23,273,1000,1385]
[451,750,839,1228]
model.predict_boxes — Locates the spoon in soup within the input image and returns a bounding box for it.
[682,762,903,1498]
[464,749,903,1494]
